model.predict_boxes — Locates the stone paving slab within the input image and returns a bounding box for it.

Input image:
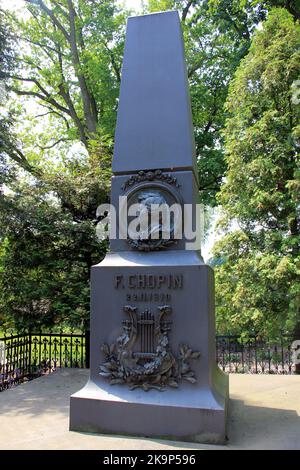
[0,369,299,450]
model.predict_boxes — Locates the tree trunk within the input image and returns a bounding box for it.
[67,0,98,136]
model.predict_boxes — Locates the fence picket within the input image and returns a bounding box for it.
[0,331,296,392]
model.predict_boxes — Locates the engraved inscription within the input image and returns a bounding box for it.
[126,293,171,302]
[115,274,183,303]
[114,274,183,290]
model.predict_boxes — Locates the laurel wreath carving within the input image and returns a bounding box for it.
[121,169,180,192]
[99,305,200,391]
[127,237,176,252]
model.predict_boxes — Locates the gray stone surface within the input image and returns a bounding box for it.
[1,370,300,450]
[70,9,228,443]
[70,250,228,443]
[112,11,197,179]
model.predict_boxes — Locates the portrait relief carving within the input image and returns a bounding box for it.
[121,180,183,252]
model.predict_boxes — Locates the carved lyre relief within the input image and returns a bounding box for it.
[100,305,200,391]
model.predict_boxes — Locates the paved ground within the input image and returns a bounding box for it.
[0,369,299,450]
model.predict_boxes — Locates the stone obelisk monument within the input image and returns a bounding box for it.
[70,10,228,444]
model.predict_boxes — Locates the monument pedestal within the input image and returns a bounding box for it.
[70,10,228,444]
[70,251,228,444]
[69,373,228,444]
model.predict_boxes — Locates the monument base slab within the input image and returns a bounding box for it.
[70,367,228,444]
[69,251,228,444]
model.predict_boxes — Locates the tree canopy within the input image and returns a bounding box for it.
[0,1,299,334]
[214,8,300,337]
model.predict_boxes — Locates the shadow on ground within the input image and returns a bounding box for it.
[0,369,299,450]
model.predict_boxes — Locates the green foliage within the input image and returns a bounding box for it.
[0,1,116,329]
[0,8,17,187]
[3,0,269,200]
[3,0,125,151]
[214,8,300,337]
[1,1,298,336]
[147,0,265,204]
[253,0,300,21]
[0,180,107,330]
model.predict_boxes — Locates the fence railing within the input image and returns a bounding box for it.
[0,331,89,392]
[0,331,296,392]
[216,335,295,374]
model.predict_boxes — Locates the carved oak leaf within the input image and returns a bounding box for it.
[168,380,179,388]
[191,351,201,359]
[103,361,118,371]
[184,376,197,384]
[179,344,188,356]
[99,371,112,378]
[101,343,110,356]
[152,374,162,384]
[183,370,196,377]
[110,378,124,385]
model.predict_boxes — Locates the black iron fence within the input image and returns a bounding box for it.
[216,335,295,374]
[0,331,296,392]
[0,331,89,392]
